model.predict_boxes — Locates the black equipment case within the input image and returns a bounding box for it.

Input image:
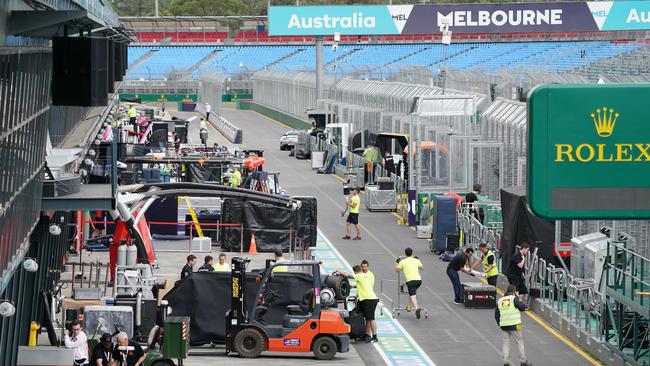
[462,282,497,309]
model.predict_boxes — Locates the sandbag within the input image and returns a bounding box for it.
[163,271,315,346]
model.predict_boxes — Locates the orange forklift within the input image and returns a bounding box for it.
[225,257,351,360]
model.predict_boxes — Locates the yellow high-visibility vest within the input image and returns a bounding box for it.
[498,295,522,327]
[483,250,499,278]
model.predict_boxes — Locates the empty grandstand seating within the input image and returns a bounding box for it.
[125,42,646,80]
[127,46,215,80]
[135,31,229,43]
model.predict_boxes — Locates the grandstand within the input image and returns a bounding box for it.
[125,41,649,81]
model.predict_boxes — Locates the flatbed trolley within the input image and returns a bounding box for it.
[380,264,429,319]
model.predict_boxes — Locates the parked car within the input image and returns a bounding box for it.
[280,130,300,151]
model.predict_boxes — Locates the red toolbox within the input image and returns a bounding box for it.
[462,282,497,309]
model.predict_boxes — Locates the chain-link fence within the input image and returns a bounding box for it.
[197,72,227,115]
[480,98,527,189]
[254,71,337,117]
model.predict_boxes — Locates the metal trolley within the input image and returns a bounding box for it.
[380,257,429,319]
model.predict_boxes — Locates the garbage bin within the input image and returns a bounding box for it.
[163,316,190,359]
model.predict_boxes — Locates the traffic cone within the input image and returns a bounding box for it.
[248,233,258,255]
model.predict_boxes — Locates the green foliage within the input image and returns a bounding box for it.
[114,0,556,17]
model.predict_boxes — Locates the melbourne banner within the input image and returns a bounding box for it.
[269,1,650,35]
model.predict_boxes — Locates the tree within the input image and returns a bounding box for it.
[115,0,556,17]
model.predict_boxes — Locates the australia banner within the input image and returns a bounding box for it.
[268,1,650,35]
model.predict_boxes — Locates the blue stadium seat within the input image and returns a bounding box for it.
[126,41,646,80]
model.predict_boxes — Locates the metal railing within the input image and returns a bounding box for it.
[119,80,199,94]
[457,206,502,250]
[0,48,51,295]
[71,0,119,27]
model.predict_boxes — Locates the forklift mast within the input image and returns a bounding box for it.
[225,257,250,353]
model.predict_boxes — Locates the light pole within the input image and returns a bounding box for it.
[438,16,454,192]
[439,17,452,93]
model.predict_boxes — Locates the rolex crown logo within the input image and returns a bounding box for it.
[591,106,619,138]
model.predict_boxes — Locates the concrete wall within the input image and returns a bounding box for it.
[241,101,311,131]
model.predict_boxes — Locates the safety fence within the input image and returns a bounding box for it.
[603,241,650,366]
[84,219,240,252]
[457,206,502,250]
[119,79,199,95]
[480,98,527,189]
[197,72,226,115]
[83,219,312,260]
[457,203,649,366]
[72,0,119,27]
[527,252,608,351]
[253,71,336,118]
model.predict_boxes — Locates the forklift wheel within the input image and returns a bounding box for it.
[234,328,265,358]
[313,336,337,360]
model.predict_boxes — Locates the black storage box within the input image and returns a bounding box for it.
[462,282,496,309]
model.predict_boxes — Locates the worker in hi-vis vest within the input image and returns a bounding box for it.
[127,105,137,124]
[472,243,499,287]
[495,285,531,366]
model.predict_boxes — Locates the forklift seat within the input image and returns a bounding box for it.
[286,305,306,315]
[283,312,312,329]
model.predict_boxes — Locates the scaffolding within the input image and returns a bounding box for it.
[604,241,650,366]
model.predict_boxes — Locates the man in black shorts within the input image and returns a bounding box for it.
[395,247,424,318]
[343,188,361,241]
[507,243,530,301]
[335,262,379,342]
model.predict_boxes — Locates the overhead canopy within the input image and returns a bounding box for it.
[404,141,450,155]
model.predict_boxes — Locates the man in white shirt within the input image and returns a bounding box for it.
[199,119,209,145]
[205,103,211,121]
[65,319,89,365]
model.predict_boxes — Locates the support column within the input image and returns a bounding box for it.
[315,36,323,104]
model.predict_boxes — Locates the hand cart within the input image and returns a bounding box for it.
[380,263,429,319]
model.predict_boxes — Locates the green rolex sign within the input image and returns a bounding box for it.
[528,84,650,219]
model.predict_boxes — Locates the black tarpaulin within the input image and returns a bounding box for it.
[187,163,224,183]
[120,97,141,104]
[500,186,571,272]
[294,196,317,249]
[144,196,178,235]
[163,272,314,345]
[220,197,317,252]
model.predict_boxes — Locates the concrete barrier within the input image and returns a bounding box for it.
[196,104,243,144]
[239,100,312,130]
